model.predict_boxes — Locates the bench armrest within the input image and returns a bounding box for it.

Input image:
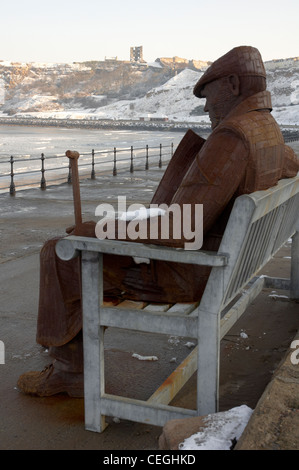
[56,236,229,267]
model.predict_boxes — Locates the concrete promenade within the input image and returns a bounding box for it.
[0,156,298,451]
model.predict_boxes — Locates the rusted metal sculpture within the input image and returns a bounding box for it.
[18,46,299,397]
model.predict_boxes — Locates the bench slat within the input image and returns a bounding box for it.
[167,302,199,315]
[100,394,197,427]
[99,306,198,338]
[117,300,147,310]
[143,303,171,312]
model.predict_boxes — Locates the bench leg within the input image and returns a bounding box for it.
[197,309,220,415]
[81,251,107,432]
[290,230,299,300]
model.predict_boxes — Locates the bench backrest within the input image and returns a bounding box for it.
[202,175,299,312]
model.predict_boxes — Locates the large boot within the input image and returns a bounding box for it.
[17,333,84,398]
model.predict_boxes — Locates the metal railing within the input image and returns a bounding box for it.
[2,129,297,196]
[0,142,174,195]
[284,135,299,143]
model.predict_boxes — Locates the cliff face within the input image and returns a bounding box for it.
[0,60,175,115]
[156,56,210,71]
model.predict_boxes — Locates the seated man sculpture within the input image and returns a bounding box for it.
[17,46,299,398]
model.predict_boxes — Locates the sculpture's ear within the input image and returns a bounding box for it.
[228,74,240,96]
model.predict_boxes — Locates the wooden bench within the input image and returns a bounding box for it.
[56,174,299,432]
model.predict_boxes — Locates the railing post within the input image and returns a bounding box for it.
[159,143,162,168]
[290,230,299,300]
[68,160,72,184]
[113,147,117,176]
[145,144,149,170]
[130,145,134,173]
[40,153,46,190]
[9,156,15,196]
[91,149,95,179]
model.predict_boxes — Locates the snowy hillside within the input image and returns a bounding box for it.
[88,64,299,126]
[0,58,298,127]
[78,69,206,123]
[266,64,299,125]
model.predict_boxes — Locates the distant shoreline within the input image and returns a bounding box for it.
[0,116,211,134]
[0,116,298,142]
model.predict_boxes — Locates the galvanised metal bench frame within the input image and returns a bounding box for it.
[56,174,299,432]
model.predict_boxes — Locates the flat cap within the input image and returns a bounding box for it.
[194,46,266,97]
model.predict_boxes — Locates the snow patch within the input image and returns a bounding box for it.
[132,353,158,361]
[179,405,253,450]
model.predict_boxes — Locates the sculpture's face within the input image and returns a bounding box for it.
[201,77,238,129]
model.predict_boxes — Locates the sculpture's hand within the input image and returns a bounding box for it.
[66,221,96,237]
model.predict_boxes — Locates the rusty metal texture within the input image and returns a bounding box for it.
[194,46,267,98]
[36,46,299,348]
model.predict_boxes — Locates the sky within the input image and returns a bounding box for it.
[1,0,298,64]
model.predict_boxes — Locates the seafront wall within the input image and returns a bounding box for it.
[0,116,211,133]
[0,116,298,141]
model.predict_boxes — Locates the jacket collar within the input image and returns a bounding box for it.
[225,90,272,121]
